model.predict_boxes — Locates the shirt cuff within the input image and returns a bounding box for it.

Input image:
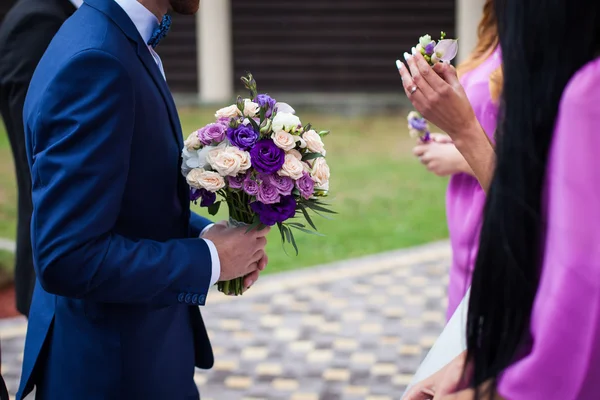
[200,223,214,237]
[203,239,221,287]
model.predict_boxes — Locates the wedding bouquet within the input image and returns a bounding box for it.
[406,32,458,142]
[181,73,334,296]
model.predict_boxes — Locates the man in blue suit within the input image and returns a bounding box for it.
[17,0,269,398]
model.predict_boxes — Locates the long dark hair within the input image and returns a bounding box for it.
[465,0,600,395]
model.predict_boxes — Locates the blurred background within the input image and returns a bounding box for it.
[0,1,486,399]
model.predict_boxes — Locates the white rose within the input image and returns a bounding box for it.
[278,153,304,180]
[215,104,242,119]
[243,99,260,118]
[316,181,329,191]
[302,129,326,155]
[272,112,301,133]
[184,131,201,151]
[310,157,330,186]
[288,149,302,161]
[186,168,225,192]
[228,146,251,172]
[206,144,242,177]
[296,136,307,148]
[271,130,296,151]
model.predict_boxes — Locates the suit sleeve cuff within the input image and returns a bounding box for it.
[202,238,220,287]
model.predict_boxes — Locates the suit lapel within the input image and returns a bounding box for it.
[83,0,184,151]
[136,48,184,150]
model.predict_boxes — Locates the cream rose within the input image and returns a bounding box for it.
[288,149,302,161]
[310,157,330,186]
[186,168,225,192]
[228,146,251,172]
[302,129,326,155]
[215,104,242,119]
[278,153,304,180]
[184,131,201,151]
[272,112,301,133]
[206,145,242,177]
[243,99,260,118]
[271,130,296,151]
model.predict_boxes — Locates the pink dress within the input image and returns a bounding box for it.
[445,48,502,319]
[498,57,600,399]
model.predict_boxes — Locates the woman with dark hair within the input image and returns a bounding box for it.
[411,0,501,320]
[400,0,600,398]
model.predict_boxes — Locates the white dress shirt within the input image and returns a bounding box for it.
[111,0,221,286]
[69,0,84,8]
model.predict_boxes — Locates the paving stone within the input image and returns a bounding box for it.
[0,242,451,399]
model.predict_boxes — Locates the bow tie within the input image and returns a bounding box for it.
[148,15,171,49]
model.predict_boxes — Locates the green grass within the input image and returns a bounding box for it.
[0,107,449,276]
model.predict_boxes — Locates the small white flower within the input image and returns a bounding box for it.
[434,39,459,62]
[186,168,226,192]
[310,157,330,186]
[183,131,201,151]
[419,34,433,48]
[272,112,302,133]
[278,153,305,180]
[275,102,295,115]
[271,130,297,151]
[302,129,326,155]
[243,99,260,118]
[215,104,242,119]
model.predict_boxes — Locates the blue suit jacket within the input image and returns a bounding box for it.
[18,0,215,398]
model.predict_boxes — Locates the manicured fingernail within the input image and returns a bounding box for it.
[403,52,412,61]
[395,60,403,70]
[246,280,254,289]
[411,47,417,55]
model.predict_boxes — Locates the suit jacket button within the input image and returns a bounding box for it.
[198,294,206,304]
[185,293,193,304]
[191,294,199,304]
[178,293,185,303]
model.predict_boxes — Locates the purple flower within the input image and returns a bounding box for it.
[425,42,436,55]
[257,182,281,204]
[250,139,285,174]
[408,117,428,131]
[296,172,315,200]
[227,124,259,151]
[190,188,216,207]
[254,94,277,118]
[243,176,259,196]
[228,174,245,190]
[197,123,227,145]
[250,195,297,226]
[217,117,231,127]
[265,174,294,196]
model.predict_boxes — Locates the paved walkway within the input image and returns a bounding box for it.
[0,242,450,400]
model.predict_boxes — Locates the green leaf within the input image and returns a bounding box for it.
[289,224,325,236]
[288,228,299,255]
[277,222,285,244]
[311,209,334,220]
[303,123,312,132]
[298,204,319,231]
[248,117,261,133]
[319,130,330,137]
[305,201,337,214]
[207,201,221,216]
[259,107,266,124]
[302,152,324,162]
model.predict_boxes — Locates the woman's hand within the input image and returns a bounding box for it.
[396,53,496,192]
[404,351,471,400]
[413,139,473,177]
[396,51,478,141]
